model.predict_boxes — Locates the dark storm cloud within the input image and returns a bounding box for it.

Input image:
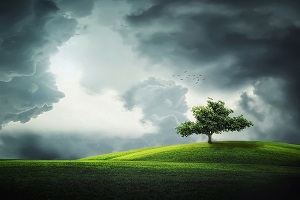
[56,0,95,18]
[0,131,113,159]
[0,128,197,159]
[121,0,300,143]
[0,68,63,125]
[124,0,300,81]
[0,0,95,129]
[238,78,300,144]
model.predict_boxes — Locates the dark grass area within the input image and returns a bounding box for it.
[1,141,299,199]
[0,160,299,200]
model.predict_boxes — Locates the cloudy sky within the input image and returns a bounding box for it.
[1,0,299,159]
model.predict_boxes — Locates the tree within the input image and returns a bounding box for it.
[176,98,254,143]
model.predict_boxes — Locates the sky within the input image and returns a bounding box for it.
[0,0,300,159]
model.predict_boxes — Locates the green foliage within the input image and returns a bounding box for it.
[176,98,254,142]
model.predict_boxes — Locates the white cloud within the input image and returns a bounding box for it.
[3,55,157,138]
[4,89,156,138]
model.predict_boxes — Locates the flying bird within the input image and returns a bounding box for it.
[171,71,205,85]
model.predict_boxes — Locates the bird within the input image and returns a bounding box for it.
[171,71,206,85]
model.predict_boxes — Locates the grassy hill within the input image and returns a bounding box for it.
[1,141,300,200]
[81,141,300,166]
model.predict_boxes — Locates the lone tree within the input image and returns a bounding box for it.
[176,98,253,143]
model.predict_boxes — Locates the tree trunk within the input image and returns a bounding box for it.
[208,134,212,144]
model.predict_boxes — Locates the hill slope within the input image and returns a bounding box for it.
[1,141,299,200]
[81,141,300,166]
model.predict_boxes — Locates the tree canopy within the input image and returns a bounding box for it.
[176,98,254,143]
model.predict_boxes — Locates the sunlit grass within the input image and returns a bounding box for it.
[82,141,300,166]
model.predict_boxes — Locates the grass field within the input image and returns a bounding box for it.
[1,141,299,199]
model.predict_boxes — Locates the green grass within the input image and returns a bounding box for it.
[0,141,300,199]
[82,141,300,166]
